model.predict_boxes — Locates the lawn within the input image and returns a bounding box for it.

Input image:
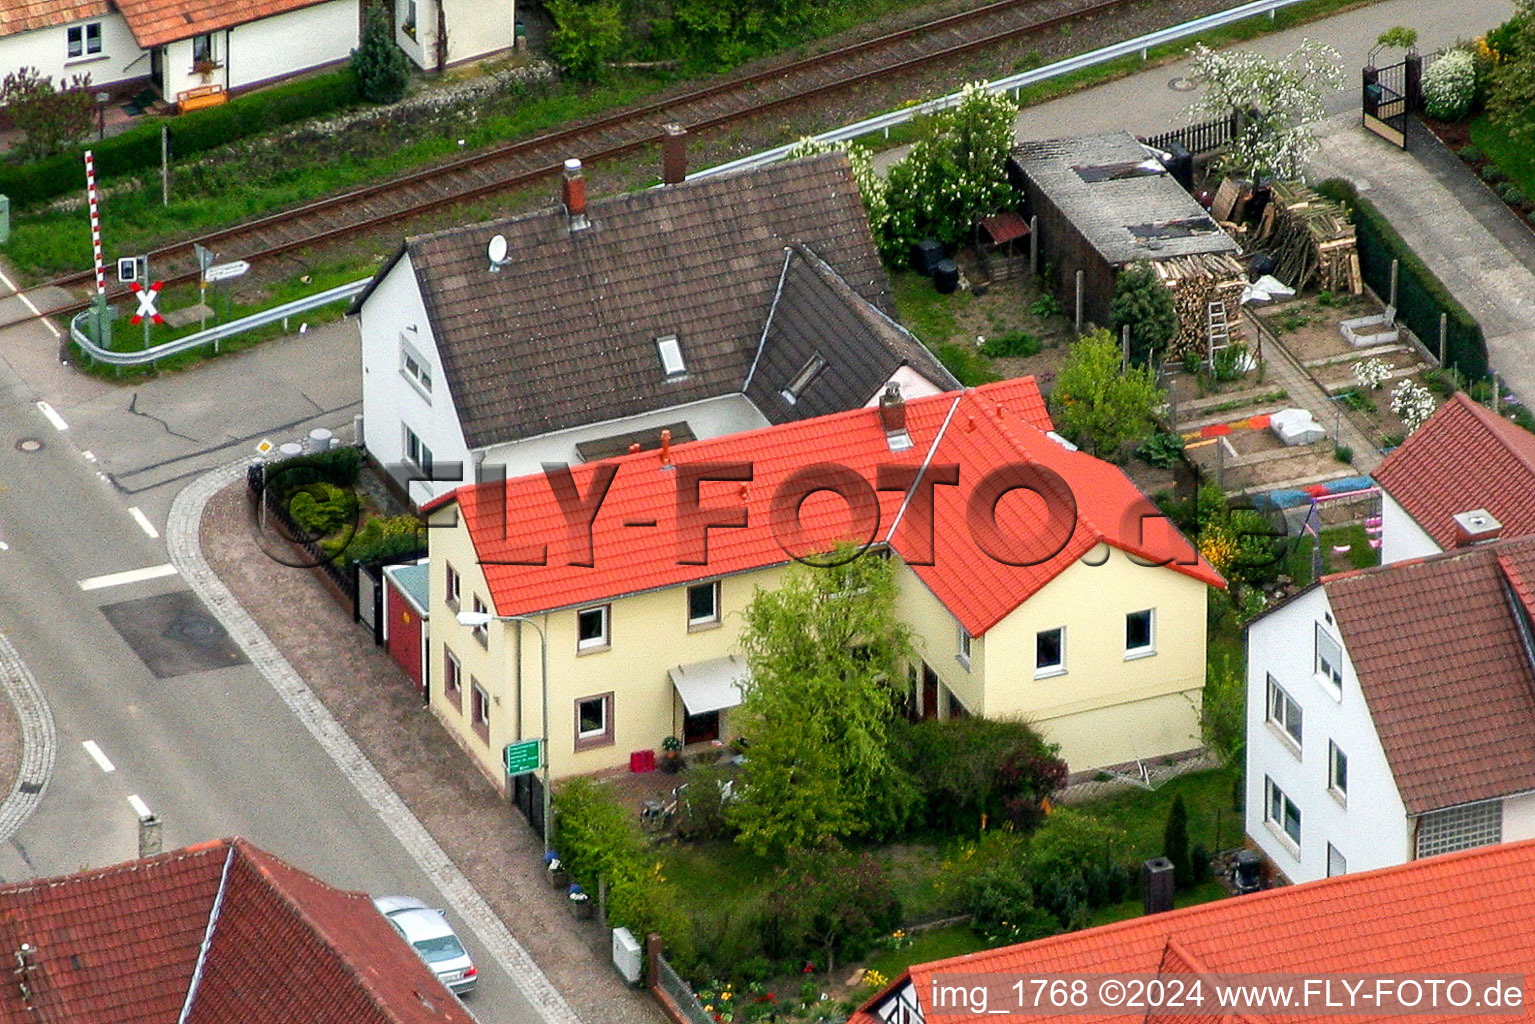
[1470,113,1535,202]
[1284,523,1379,587]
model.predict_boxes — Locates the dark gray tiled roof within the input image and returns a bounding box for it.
[1012,131,1238,266]
[744,245,961,423]
[365,154,894,450]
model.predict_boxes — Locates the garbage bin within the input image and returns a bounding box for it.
[910,239,945,276]
[933,259,960,295]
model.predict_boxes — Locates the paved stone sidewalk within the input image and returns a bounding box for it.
[189,468,664,1024]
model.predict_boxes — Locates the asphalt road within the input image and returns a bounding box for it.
[0,308,541,1024]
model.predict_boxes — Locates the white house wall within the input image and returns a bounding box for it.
[862,366,945,407]
[1246,586,1411,883]
[225,1,359,89]
[356,252,472,505]
[0,15,147,91]
[1379,490,1440,565]
[1502,791,1535,844]
[441,0,514,65]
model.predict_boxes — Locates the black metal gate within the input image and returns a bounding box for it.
[512,771,546,839]
[1363,54,1421,150]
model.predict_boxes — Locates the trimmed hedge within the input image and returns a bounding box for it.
[0,69,359,208]
[1316,178,1489,381]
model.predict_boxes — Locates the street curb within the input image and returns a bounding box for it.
[0,631,58,845]
[168,459,583,1024]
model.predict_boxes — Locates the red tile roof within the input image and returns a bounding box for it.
[0,0,109,36]
[1320,535,1535,815]
[1373,393,1535,548]
[0,837,475,1024]
[430,377,1223,634]
[856,837,1535,1024]
[113,0,336,47]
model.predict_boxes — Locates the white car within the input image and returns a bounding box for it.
[372,895,478,996]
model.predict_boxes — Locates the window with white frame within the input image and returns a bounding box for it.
[686,581,719,627]
[957,625,972,668]
[1328,741,1348,800]
[67,22,103,58]
[191,33,216,64]
[1415,800,1502,859]
[575,692,614,750]
[1315,623,1344,687]
[471,679,490,735]
[576,604,610,652]
[400,338,433,396]
[1125,608,1154,656]
[471,596,488,646]
[445,563,461,608]
[1327,843,1347,877]
[404,425,433,475]
[1266,776,1301,847]
[1035,627,1064,677]
[1266,675,1303,749]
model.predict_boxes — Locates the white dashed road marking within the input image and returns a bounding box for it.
[127,794,152,817]
[82,740,116,773]
[0,267,61,340]
[78,563,179,591]
[128,507,160,539]
[36,401,69,431]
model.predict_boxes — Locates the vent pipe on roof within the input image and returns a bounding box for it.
[662,124,688,184]
[563,159,590,231]
[880,382,913,452]
[1452,508,1503,547]
[659,428,672,467]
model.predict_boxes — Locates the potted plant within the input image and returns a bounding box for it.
[544,851,568,890]
[193,57,221,82]
[660,735,683,773]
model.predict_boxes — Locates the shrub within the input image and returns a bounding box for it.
[1501,185,1528,206]
[1029,292,1062,317]
[1110,260,1178,365]
[1135,432,1186,469]
[1422,49,1476,121]
[1333,443,1354,464]
[547,0,625,81]
[331,513,424,566]
[261,445,363,499]
[964,868,1056,946]
[352,3,411,103]
[1481,164,1509,185]
[1458,143,1483,163]
[978,329,1042,358]
[1162,794,1192,890]
[895,717,1065,834]
[286,481,357,536]
[763,847,901,977]
[673,763,736,842]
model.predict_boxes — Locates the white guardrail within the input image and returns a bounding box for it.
[69,0,1308,363]
[70,278,368,366]
[690,0,1310,179]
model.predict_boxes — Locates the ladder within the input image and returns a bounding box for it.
[1206,298,1230,365]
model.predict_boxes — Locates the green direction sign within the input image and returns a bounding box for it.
[505,739,543,777]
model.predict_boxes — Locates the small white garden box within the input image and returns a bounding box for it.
[1269,408,1327,446]
[613,926,642,985]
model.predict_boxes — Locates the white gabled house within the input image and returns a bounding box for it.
[1246,532,1535,884]
[391,0,517,73]
[1374,392,1535,564]
[348,152,957,506]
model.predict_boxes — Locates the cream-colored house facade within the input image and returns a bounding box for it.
[420,379,1222,796]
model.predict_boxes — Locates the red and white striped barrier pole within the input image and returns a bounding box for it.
[84,150,105,297]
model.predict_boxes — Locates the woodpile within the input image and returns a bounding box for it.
[1152,253,1249,360]
[1256,180,1361,294]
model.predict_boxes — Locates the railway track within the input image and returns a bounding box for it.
[29,0,1154,321]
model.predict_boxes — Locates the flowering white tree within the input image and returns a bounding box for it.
[1390,379,1437,433]
[1185,39,1345,182]
[1352,357,1394,390]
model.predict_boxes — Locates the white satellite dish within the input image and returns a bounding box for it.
[487,233,509,271]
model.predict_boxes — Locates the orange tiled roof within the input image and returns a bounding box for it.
[0,837,475,1024]
[1319,535,1535,815]
[0,0,110,37]
[1373,393,1535,548]
[113,0,337,47]
[856,837,1535,1024]
[431,377,1224,633]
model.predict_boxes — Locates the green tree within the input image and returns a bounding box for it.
[1048,328,1165,459]
[1489,4,1535,143]
[727,551,917,856]
[0,67,94,160]
[884,83,1019,258]
[547,0,625,82]
[1162,793,1191,890]
[351,4,410,104]
[1109,261,1178,366]
[1374,26,1418,56]
[763,846,901,977]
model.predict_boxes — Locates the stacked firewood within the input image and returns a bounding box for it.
[1152,253,1248,359]
[1256,181,1361,294]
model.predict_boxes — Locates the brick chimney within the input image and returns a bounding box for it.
[1452,508,1503,547]
[662,124,688,185]
[879,381,912,451]
[562,158,590,231]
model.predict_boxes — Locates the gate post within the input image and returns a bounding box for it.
[1404,52,1423,112]
[1362,65,1379,121]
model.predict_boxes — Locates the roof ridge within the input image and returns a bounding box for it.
[175,842,236,1024]
[1451,392,1535,475]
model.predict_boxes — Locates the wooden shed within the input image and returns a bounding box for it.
[1007,131,1240,334]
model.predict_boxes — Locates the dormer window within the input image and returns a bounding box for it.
[656,334,686,379]
[780,352,826,405]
